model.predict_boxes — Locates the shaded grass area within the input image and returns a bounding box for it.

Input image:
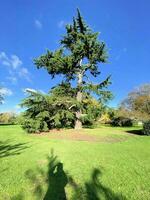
[0,140,29,158]
[14,150,126,200]
[125,129,143,135]
[0,125,150,200]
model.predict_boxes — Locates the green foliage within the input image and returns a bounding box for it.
[51,110,75,128]
[22,118,40,133]
[34,10,111,84]
[83,76,113,103]
[20,84,105,133]
[33,9,112,129]
[111,116,133,127]
[22,118,49,133]
[81,98,104,125]
[143,120,150,135]
[50,82,76,98]
[20,10,112,132]
[98,107,118,125]
[14,113,26,125]
[106,108,117,120]
[20,91,51,133]
[20,88,77,132]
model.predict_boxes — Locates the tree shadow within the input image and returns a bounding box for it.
[125,129,144,136]
[15,150,126,200]
[70,168,126,200]
[83,125,95,129]
[11,193,24,200]
[0,140,29,158]
[85,168,126,200]
[0,123,15,126]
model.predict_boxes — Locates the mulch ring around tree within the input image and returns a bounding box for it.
[35,129,128,143]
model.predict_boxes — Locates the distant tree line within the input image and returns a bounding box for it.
[0,112,17,125]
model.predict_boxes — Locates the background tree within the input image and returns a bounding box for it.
[0,112,17,124]
[34,9,111,129]
[121,84,150,121]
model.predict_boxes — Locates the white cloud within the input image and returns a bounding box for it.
[2,60,11,66]
[0,52,11,67]
[11,55,22,69]
[57,20,66,28]
[7,76,17,84]
[18,67,31,82]
[0,52,9,60]
[0,87,13,96]
[0,52,31,83]
[22,88,45,95]
[23,88,38,94]
[35,19,42,29]
[0,52,22,69]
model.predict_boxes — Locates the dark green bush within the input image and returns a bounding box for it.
[22,118,49,133]
[20,82,109,132]
[111,116,133,127]
[143,120,150,135]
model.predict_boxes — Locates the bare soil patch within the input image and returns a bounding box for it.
[35,129,128,143]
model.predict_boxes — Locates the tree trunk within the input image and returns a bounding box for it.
[75,60,83,129]
[75,89,82,129]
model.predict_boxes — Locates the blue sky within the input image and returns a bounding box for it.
[0,0,150,112]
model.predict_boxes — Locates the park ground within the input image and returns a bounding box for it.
[0,125,150,200]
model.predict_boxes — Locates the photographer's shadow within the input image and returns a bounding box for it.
[44,160,68,200]
[25,150,68,200]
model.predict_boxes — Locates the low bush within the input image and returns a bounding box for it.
[22,118,49,133]
[111,116,133,127]
[143,120,150,135]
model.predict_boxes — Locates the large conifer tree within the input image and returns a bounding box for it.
[34,9,111,129]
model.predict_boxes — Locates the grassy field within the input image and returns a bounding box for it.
[0,125,150,200]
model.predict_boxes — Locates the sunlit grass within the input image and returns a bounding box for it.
[0,125,149,200]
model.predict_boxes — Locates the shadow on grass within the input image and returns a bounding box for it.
[13,150,126,200]
[25,149,68,200]
[0,123,15,126]
[70,168,126,200]
[126,129,144,136]
[83,125,95,129]
[11,194,24,200]
[0,140,29,158]
[86,168,126,200]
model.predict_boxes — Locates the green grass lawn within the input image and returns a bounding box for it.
[0,125,150,200]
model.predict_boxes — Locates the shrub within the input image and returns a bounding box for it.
[111,116,133,127]
[143,120,150,135]
[42,121,49,132]
[22,118,49,133]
